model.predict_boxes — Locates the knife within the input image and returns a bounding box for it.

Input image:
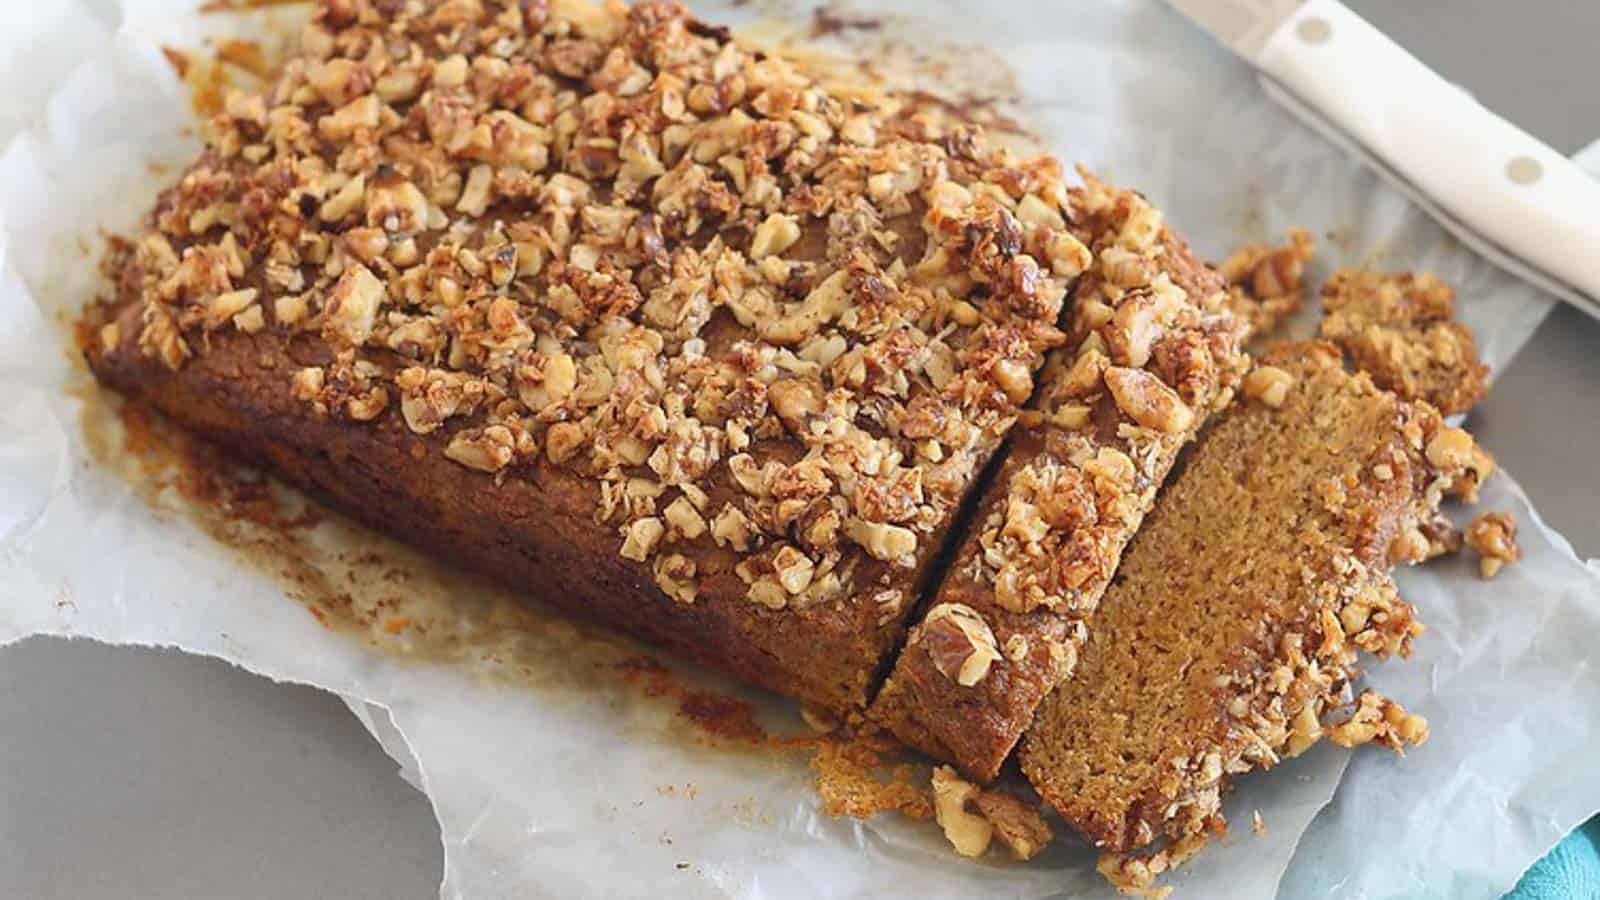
[1168,0,1600,320]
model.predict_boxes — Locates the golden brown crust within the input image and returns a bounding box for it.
[1018,343,1475,856]
[1218,228,1314,343]
[1319,269,1489,415]
[85,0,1101,713]
[868,176,1248,782]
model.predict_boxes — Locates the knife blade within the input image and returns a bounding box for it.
[1169,0,1600,320]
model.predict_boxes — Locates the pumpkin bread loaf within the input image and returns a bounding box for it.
[81,0,1120,714]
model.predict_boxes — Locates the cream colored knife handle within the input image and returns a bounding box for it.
[1258,0,1600,306]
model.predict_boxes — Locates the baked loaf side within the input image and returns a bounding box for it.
[83,0,1097,713]
[1018,342,1478,856]
[868,175,1247,781]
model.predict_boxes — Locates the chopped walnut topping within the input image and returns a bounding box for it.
[1219,229,1315,342]
[930,766,992,858]
[972,789,1054,861]
[920,603,1001,687]
[1327,690,1429,753]
[845,518,917,563]
[1465,511,1520,579]
[1447,442,1496,504]
[322,263,384,347]
[1425,426,1476,471]
[1320,269,1489,415]
[1104,366,1194,433]
[445,426,515,473]
[1242,365,1294,408]
[112,0,1099,629]
[620,516,666,563]
[653,552,698,604]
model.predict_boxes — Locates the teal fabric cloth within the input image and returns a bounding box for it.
[1507,816,1600,899]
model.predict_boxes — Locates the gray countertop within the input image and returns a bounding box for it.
[3,2,1597,897]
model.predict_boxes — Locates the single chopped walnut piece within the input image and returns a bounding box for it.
[457,164,494,217]
[845,518,917,563]
[319,173,365,222]
[931,766,993,858]
[921,603,1002,687]
[1242,365,1294,408]
[322,263,384,347]
[1327,690,1429,753]
[290,366,325,403]
[972,789,1054,861]
[345,385,388,421]
[545,421,585,464]
[992,358,1036,405]
[444,426,515,473]
[653,552,697,604]
[1104,366,1194,433]
[200,288,259,330]
[772,545,817,595]
[1425,427,1475,470]
[712,504,754,552]
[1447,443,1497,504]
[1465,511,1520,578]
[620,516,665,562]
[663,495,707,540]
[746,577,789,610]
[749,212,801,259]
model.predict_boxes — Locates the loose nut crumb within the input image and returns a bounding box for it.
[1219,229,1315,342]
[1465,511,1520,578]
[972,789,1054,861]
[1327,690,1429,754]
[930,766,993,858]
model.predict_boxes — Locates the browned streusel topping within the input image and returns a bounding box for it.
[1218,228,1314,342]
[1326,689,1429,753]
[965,175,1243,644]
[866,174,1245,784]
[1320,269,1489,415]
[1465,511,1520,579]
[1021,345,1478,865]
[115,0,1097,609]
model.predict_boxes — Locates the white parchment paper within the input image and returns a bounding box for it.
[2,2,1597,898]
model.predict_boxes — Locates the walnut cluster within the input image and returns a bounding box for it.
[119,0,1101,606]
[1319,269,1489,416]
[930,765,1053,861]
[1465,511,1520,579]
[1217,228,1315,342]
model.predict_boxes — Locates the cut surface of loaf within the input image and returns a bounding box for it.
[868,175,1247,782]
[81,0,1107,714]
[1019,343,1477,855]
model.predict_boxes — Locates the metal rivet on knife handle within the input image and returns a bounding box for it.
[1296,17,1332,45]
[1506,156,1544,185]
